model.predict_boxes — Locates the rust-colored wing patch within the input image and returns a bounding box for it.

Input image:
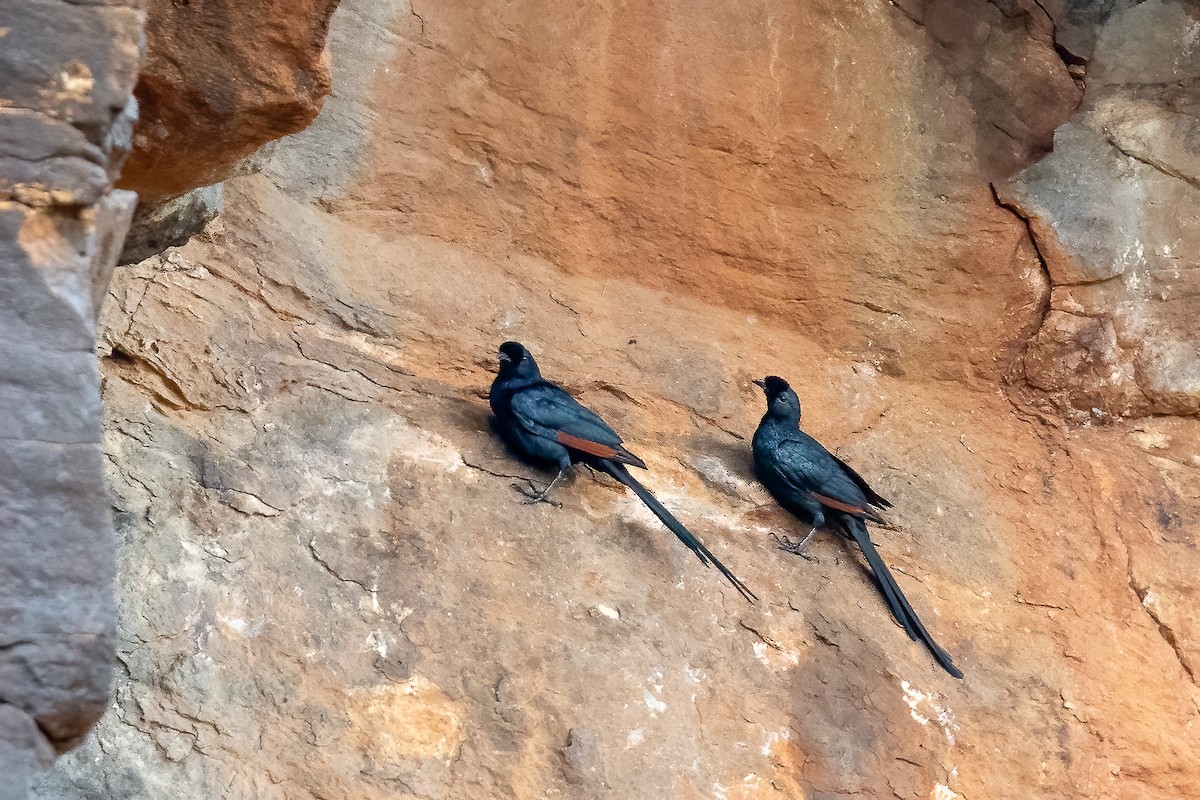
[809,491,886,524]
[810,492,867,515]
[556,432,646,468]
[810,492,888,524]
[556,431,621,458]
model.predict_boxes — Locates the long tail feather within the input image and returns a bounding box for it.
[843,516,963,679]
[599,460,757,603]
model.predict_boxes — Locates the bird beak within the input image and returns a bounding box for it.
[498,352,511,364]
[752,378,766,390]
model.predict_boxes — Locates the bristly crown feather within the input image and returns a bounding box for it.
[762,375,790,397]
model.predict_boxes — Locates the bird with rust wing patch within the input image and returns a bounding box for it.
[751,375,962,678]
[488,342,755,602]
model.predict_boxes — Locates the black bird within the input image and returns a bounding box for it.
[489,341,756,602]
[751,375,962,678]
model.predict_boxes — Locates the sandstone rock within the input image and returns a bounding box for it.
[113,0,342,264]
[0,110,112,208]
[1022,309,1144,416]
[894,0,1083,177]
[334,0,1073,386]
[117,0,341,206]
[0,1,145,147]
[1035,0,1137,63]
[0,0,144,793]
[999,0,1200,418]
[118,184,224,266]
[34,1,1200,798]
[0,197,136,792]
[998,123,1143,287]
[0,706,55,800]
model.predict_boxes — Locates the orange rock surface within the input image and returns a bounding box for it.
[36,1,1199,799]
[117,0,341,204]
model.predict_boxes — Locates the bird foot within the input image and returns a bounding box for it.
[770,532,818,562]
[511,481,562,508]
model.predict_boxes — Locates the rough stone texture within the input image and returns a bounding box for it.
[326,0,1079,388]
[118,0,341,207]
[0,2,145,148]
[33,1,1200,799]
[0,0,145,796]
[118,184,224,266]
[999,0,1200,419]
[113,0,341,265]
[892,0,1084,177]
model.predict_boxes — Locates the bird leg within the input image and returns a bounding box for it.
[796,525,817,550]
[513,468,565,507]
[770,528,818,561]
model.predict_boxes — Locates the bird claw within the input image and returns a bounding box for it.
[770,532,818,562]
[511,481,562,508]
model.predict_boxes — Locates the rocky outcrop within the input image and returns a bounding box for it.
[999,0,1200,419]
[893,0,1084,178]
[115,0,341,263]
[32,1,1200,798]
[117,184,224,266]
[0,0,145,796]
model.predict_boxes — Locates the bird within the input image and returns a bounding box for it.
[751,375,962,678]
[488,341,756,602]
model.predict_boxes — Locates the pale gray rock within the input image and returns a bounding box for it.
[1000,0,1200,417]
[118,184,224,266]
[0,0,144,792]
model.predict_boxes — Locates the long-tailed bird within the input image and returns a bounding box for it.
[751,375,961,678]
[488,341,756,602]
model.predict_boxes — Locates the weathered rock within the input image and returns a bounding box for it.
[999,0,1200,418]
[1022,309,1146,415]
[0,0,145,793]
[0,706,54,800]
[117,0,341,206]
[113,0,342,264]
[0,2,145,147]
[0,197,137,799]
[1037,0,1137,63]
[0,110,112,208]
[893,0,1083,177]
[34,1,1200,798]
[118,184,224,266]
[332,0,1074,386]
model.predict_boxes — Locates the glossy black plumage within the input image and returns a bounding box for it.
[489,342,756,602]
[751,375,962,678]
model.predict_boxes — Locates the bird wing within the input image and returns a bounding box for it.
[509,382,646,468]
[828,452,892,509]
[773,436,883,522]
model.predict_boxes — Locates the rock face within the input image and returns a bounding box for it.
[893,0,1084,178]
[114,0,341,264]
[331,0,1079,388]
[119,0,340,205]
[0,0,145,796]
[999,0,1200,418]
[30,1,1200,799]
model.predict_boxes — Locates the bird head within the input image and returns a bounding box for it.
[753,375,802,421]
[497,341,541,380]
